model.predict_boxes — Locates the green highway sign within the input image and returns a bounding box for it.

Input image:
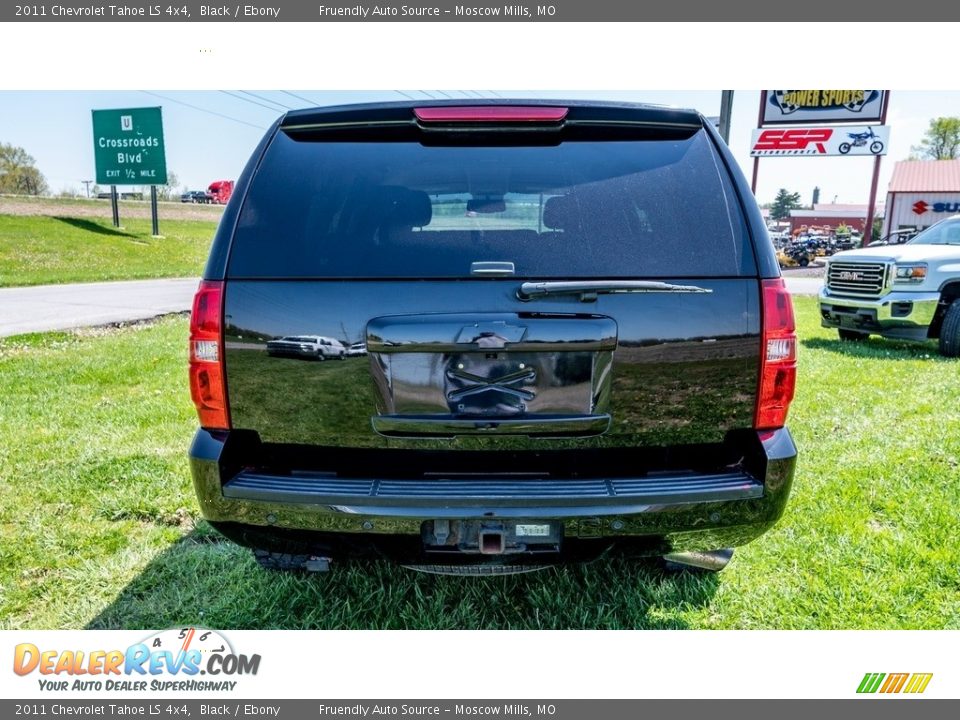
[92,107,167,185]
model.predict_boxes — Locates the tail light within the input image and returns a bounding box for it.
[414,106,568,123]
[755,278,797,430]
[189,280,230,430]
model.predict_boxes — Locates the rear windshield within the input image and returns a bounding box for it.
[228,129,754,278]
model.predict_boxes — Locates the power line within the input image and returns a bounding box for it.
[239,90,297,110]
[281,90,320,106]
[140,91,267,130]
[393,90,418,101]
[219,90,285,114]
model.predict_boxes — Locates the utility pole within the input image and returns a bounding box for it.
[82,180,92,198]
[718,90,734,144]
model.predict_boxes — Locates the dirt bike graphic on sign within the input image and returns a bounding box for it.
[839,127,885,155]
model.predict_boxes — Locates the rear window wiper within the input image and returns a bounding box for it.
[517,280,712,302]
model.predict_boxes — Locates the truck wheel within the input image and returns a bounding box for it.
[838,329,868,342]
[253,549,330,573]
[939,299,960,357]
[798,257,809,267]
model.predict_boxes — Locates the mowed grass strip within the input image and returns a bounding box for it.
[0,299,958,630]
[0,214,216,287]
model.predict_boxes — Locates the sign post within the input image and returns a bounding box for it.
[110,185,119,228]
[150,186,159,236]
[863,93,891,246]
[91,107,167,235]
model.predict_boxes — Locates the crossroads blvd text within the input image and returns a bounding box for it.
[318,4,556,18]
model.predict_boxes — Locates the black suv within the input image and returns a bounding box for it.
[188,100,798,575]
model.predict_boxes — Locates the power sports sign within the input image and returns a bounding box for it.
[750,125,890,157]
[761,90,887,125]
[92,107,167,185]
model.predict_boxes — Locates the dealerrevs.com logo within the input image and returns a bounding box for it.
[13,628,261,693]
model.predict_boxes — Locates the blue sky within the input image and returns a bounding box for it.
[0,90,956,204]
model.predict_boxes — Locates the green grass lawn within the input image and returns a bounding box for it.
[0,299,958,629]
[0,214,216,287]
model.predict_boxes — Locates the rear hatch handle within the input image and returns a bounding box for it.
[517,280,713,302]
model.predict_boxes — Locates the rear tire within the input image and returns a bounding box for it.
[938,299,960,357]
[838,329,868,342]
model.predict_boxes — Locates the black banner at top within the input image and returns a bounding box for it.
[5,0,960,21]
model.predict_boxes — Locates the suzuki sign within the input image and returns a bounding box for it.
[750,125,890,158]
[912,200,960,215]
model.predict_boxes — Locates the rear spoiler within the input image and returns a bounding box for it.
[279,99,704,134]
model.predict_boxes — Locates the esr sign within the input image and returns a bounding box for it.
[750,125,890,158]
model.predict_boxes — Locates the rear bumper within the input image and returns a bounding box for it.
[189,428,797,562]
[819,287,939,340]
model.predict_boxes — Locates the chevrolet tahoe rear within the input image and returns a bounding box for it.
[188,100,798,574]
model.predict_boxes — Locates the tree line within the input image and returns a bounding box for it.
[0,142,182,200]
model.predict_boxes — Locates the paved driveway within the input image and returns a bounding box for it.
[0,276,823,338]
[0,278,199,338]
[783,276,823,296]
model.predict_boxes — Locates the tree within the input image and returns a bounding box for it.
[770,188,802,221]
[911,117,960,160]
[155,171,180,201]
[0,143,49,196]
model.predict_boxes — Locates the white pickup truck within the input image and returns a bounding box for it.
[819,216,960,357]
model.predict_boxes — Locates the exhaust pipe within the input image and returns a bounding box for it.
[663,548,733,572]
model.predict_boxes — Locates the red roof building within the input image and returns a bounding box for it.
[883,159,960,236]
[788,203,883,235]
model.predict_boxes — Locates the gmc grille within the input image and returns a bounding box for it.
[826,261,890,297]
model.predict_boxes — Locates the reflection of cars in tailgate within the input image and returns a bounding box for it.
[188,100,798,575]
[265,335,345,360]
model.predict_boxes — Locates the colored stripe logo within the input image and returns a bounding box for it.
[857,673,933,694]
